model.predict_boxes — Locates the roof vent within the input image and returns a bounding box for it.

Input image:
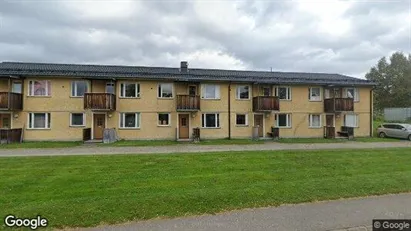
[180,61,188,73]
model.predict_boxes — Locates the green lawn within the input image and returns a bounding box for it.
[1,148,411,229]
[0,141,82,149]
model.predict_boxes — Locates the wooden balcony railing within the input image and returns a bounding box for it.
[324,98,354,113]
[252,96,279,112]
[84,93,116,111]
[323,126,336,139]
[177,95,200,111]
[0,128,23,144]
[0,92,23,111]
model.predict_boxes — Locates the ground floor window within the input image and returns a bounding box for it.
[236,114,248,126]
[70,113,85,126]
[202,113,220,128]
[119,113,140,128]
[344,114,358,127]
[28,113,51,129]
[158,113,170,126]
[309,114,322,128]
[276,114,291,128]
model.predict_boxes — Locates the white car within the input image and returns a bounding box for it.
[377,123,411,140]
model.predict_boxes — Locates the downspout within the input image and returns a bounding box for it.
[370,86,374,137]
[228,82,231,139]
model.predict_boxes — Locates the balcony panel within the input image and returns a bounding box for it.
[84,93,116,111]
[177,95,200,111]
[324,98,354,113]
[0,92,23,111]
[252,96,279,112]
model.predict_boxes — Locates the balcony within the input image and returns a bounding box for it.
[84,93,116,111]
[324,98,354,113]
[252,96,279,112]
[0,92,23,111]
[176,95,200,111]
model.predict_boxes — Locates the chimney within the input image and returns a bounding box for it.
[180,61,188,73]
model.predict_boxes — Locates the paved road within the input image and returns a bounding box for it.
[72,193,411,231]
[0,141,410,157]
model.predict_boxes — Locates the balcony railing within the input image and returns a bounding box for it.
[0,92,23,111]
[0,128,23,144]
[84,93,116,111]
[324,98,354,113]
[176,95,200,111]
[252,96,279,112]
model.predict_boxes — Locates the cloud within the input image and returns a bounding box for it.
[0,0,409,78]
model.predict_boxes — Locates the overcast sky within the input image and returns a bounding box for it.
[0,0,410,78]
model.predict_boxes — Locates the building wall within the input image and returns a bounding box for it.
[0,77,373,141]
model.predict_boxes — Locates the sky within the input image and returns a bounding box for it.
[0,0,410,78]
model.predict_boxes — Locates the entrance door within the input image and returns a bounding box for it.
[254,114,264,137]
[0,114,11,128]
[179,114,189,139]
[326,115,334,127]
[93,114,105,140]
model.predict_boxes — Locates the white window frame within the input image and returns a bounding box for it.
[236,113,248,126]
[345,88,359,102]
[275,86,292,100]
[309,87,322,101]
[158,83,173,98]
[158,113,171,126]
[276,113,292,128]
[236,85,250,100]
[119,112,140,129]
[344,114,359,128]
[202,113,220,128]
[70,113,86,127]
[28,80,50,96]
[201,84,220,99]
[71,81,88,97]
[120,82,140,98]
[309,114,322,128]
[27,113,51,129]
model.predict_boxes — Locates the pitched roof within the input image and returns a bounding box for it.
[0,61,376,86]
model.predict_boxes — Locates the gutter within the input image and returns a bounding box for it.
[228,82,231,139]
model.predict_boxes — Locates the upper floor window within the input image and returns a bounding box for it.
[106,82,115,94]
[201,84,220,99]
[71,81,88,97]
[276,114,292,128]
[236,85,250,99]
[275,87,291,100]
[120,82,140,98]
[28,80,51,96]
[345,88,359,102]
[158,83,173,98]
[119,112,140,129]
[309,87,322,101]
[28,113,51,129]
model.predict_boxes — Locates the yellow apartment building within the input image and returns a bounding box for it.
[0,61,375,142]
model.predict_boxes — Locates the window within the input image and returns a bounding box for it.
[12,82,22,93]
[276,114,291,127]
[261,86,271,96]
[201,84,220,99]
[344,114,358,127]
[158,113,170,126]
[71,81,88,97]
[275,87,291,100]
[236,114,248,126]
[309,87,322,101]
[345,88,359,102]
[120,83,140,98]
[202,113,220,128]
[236,85,250,99]
[28,113,51,129]
[70,113,85,126]
[119,113,140,128]
[106,82,115,94]
[158,83,173,98]
[28,80,51,96]
[309,114,322,128]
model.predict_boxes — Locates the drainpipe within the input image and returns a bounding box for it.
[228,82,231,139]
[370,86,375,137]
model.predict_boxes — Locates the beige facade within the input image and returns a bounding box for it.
[0,77,373,141]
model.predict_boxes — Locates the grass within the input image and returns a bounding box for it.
[0,141,82,149]
[1,148,411,229]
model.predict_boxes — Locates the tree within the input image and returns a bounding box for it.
[365,52,411,110]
